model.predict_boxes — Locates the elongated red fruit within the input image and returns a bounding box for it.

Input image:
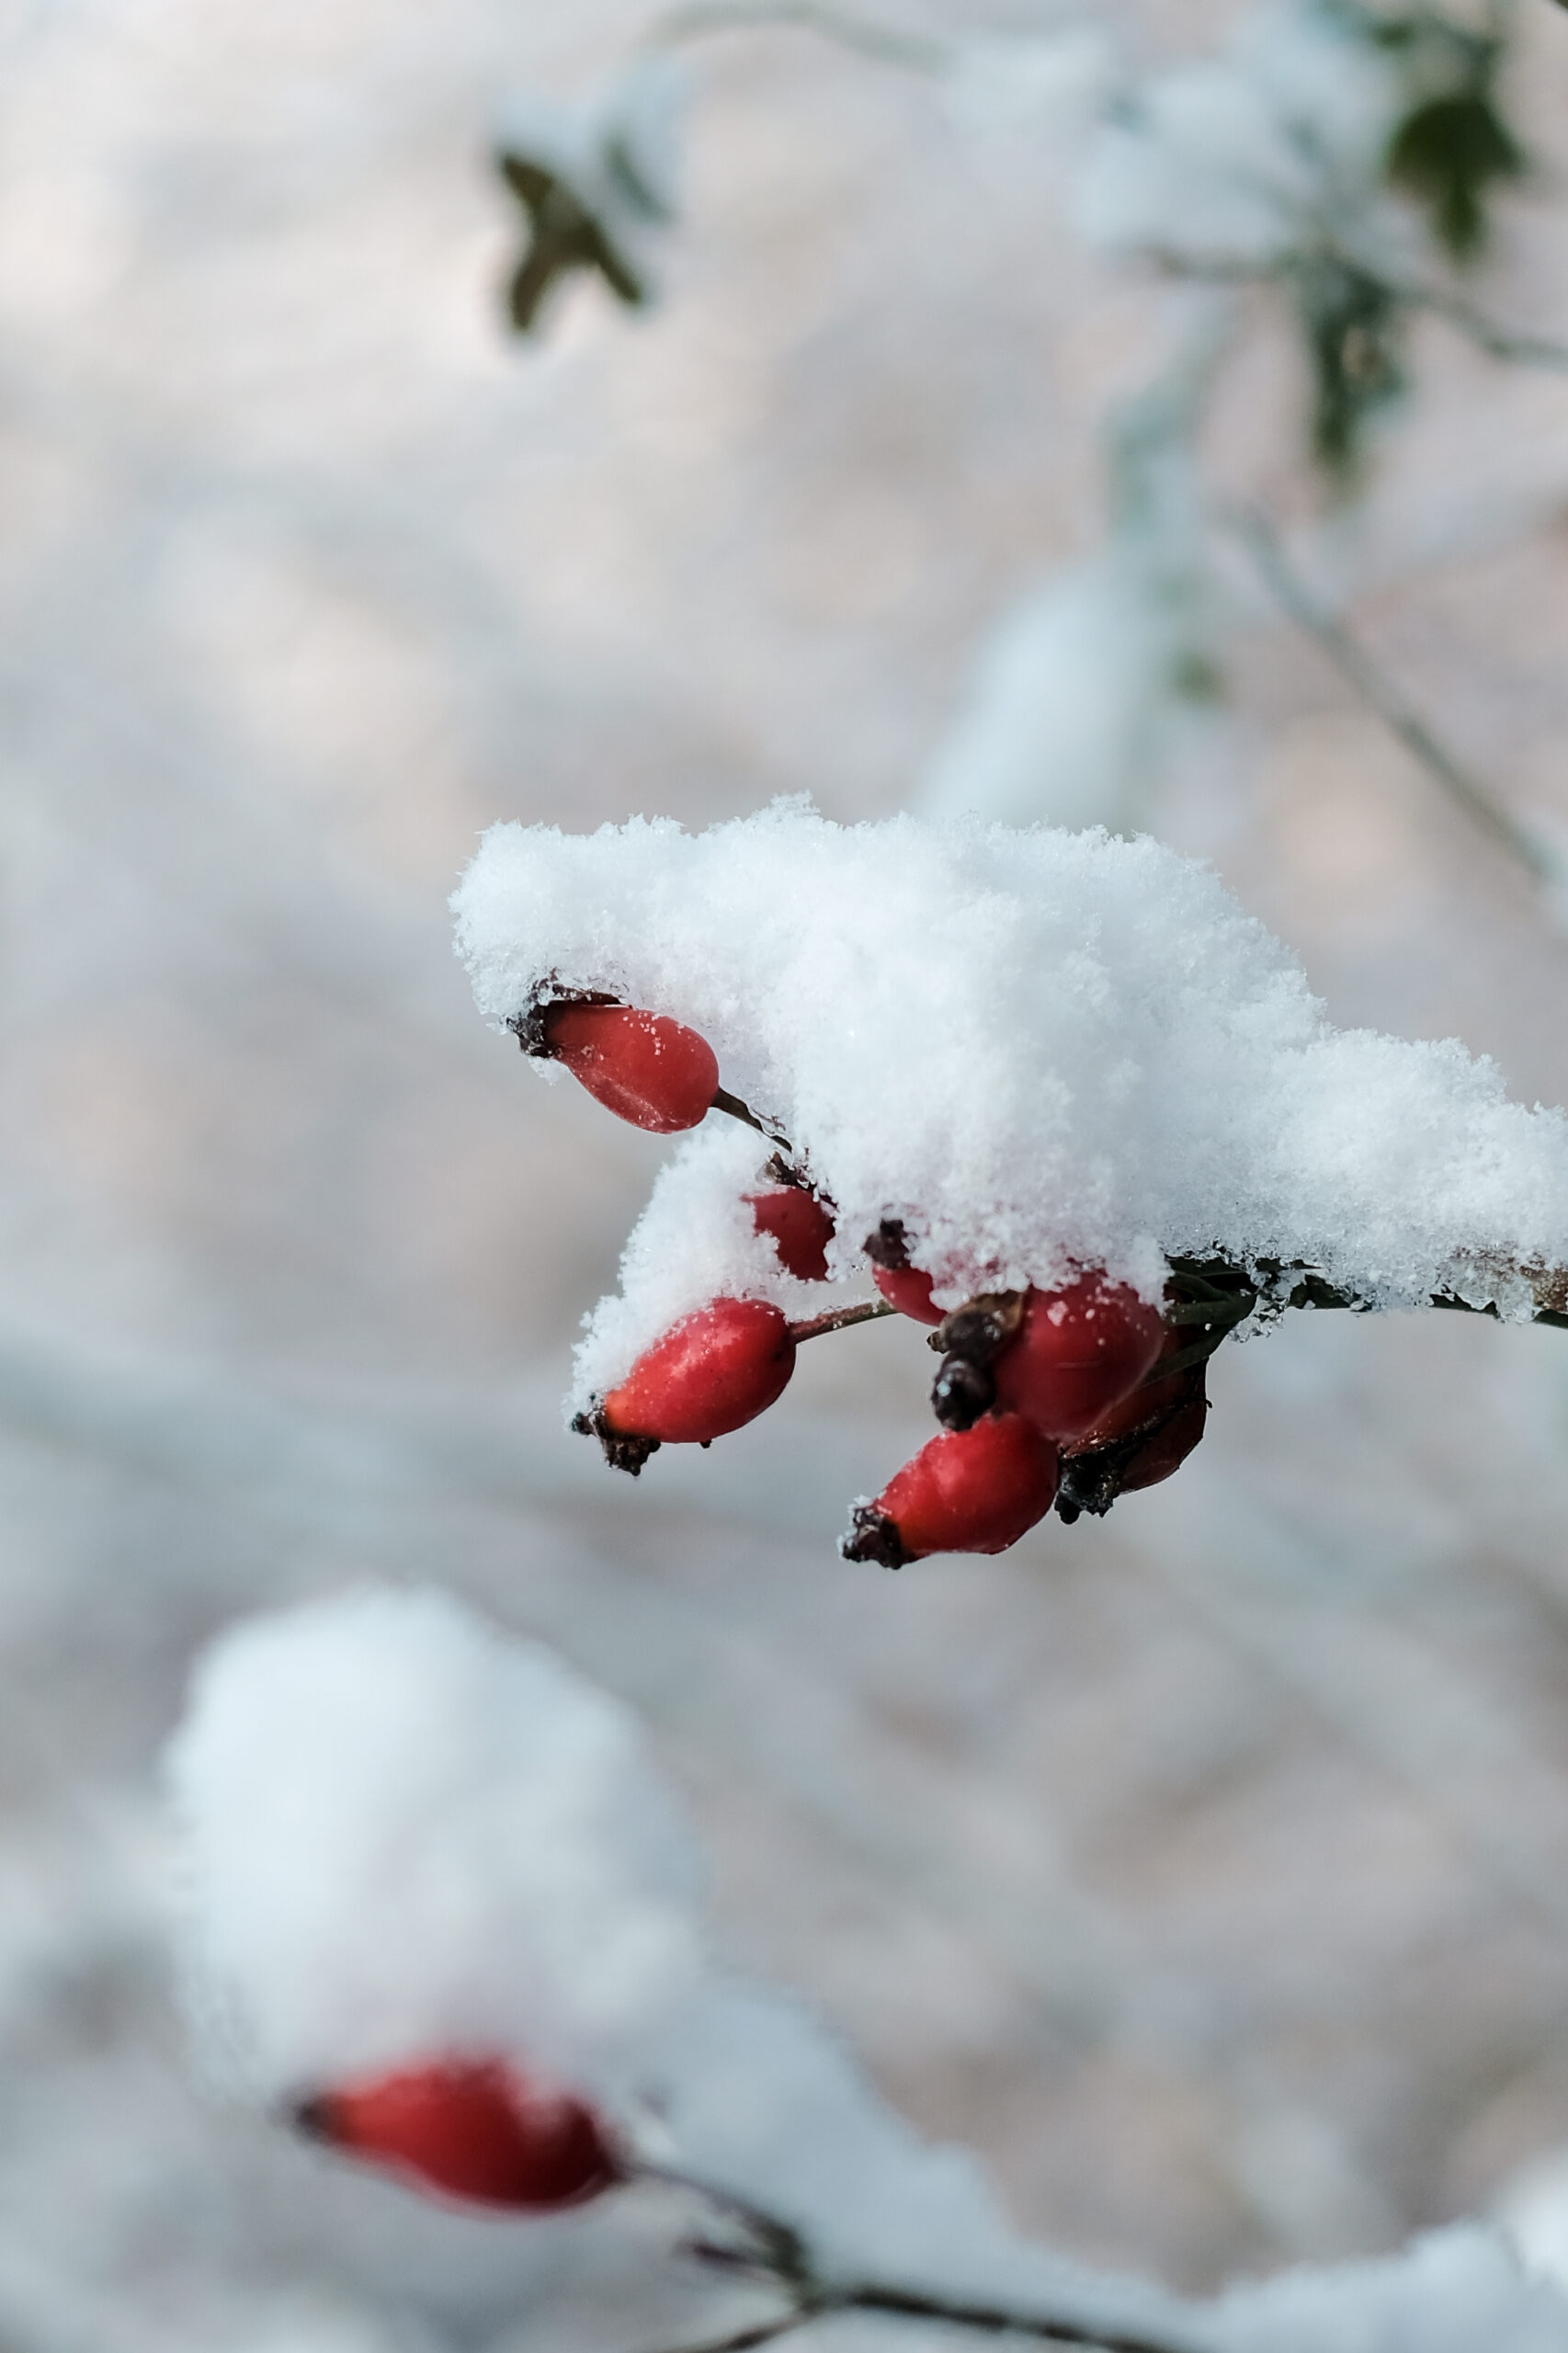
[840,1412,1058,1568]
[577,1298,797,1472]
[1073,1327,1187,1449]
[296,2058,619,2211]
[1117,1392,1208,1493]
[543,1004,718,1133]
[872,1263,942,1323]
[992,1278,1165,1443]
[863,1219,943,1324]
[746,1188,835,1281]
[1055,1339,1209,1522]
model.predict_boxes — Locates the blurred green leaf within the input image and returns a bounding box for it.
[1387,88,1523,259]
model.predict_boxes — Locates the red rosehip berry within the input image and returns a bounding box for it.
[991,1277,1165,1444]
[1072,1326,1187,1449]
[841,1412,1058,1568]
[1054,1335,1210,1521]
[575,1298,797,1472]
[295,2058,619,2212]
[862,1219,944,1324]
[872,1263,943,1323]
[745,1187,835,1281]
[540,1003,719,1133]
[1115,1391,1208,1493]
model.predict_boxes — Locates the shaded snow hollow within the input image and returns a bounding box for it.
[452,806,1568,1403]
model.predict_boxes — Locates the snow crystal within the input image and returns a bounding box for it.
[453,801,1568,1401]
[165,1586,703,2104]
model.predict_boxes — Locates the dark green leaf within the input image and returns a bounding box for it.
[1386,91,1524,259]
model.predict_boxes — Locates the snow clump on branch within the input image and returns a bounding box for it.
[1073,3,1404,267]
[452,802,1568,1409]
[165,1586,703,2106]
[161,1587,1196,2345]
[164,1590,1568,2352]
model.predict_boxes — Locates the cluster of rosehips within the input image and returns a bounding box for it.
[515,992,1212,1565]
[297,2055,619,2212]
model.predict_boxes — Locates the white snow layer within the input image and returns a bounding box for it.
[165,1590,1568,2352]
[1073,2,1401,266]
[165,1586,704,2103]
[453,803,1568,1397]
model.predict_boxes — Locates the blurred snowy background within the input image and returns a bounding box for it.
[5,0,1568,2343]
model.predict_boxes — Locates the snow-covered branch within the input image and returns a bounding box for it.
[451,805,1568,1548]
[645,0,949,74]
[165,1590,1568,2353]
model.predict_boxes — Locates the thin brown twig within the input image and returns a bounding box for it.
[1393,278,1568,371]
[1147,247,1568,373]
[840,2282,1201,2351]
[789,1298,896,1343]
[640,2313,816,2353]
[1221,506,1560,891]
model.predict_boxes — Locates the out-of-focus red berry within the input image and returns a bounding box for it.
[296,2058,619,2212]
[841,1412,1058,1567]
[602,1298,796,1445]
[992,1277,1165,1443]
[543,1004,719,1133]
[745,1188,835,1281]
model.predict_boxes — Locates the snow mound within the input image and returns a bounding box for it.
[165,1586,703,2103]
[453,802,1568,1400]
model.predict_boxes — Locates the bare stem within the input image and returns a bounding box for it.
[839,2283,1199,2352]
[1397,278,1568,372]
[640,2313,816,2353]
[789,1298,896,1344]
[1149,248,1568,374]
[710,1085,776,1139]
[644,0,949,70]
[1221,506,1559,892]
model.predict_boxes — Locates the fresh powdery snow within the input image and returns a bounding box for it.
[165,1586,705,2105]
[166,1590,1568,2353]
[452,804,1568,1407]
